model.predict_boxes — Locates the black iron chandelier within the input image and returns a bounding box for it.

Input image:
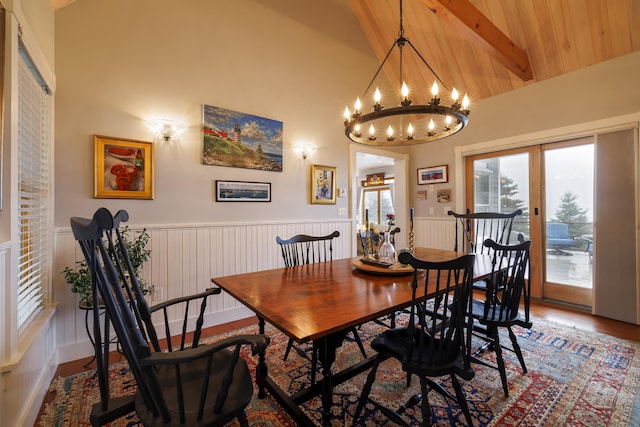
[343,0,470,146]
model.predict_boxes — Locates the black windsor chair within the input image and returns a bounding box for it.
[470,238,532,397]
[276,231,367,384]
[70,208,269,427]
[352,251,476,426]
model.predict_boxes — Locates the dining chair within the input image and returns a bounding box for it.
[448,209,523,291]
[470,238,532,397]
[352,252,476,426]
[276,231,367,384]
[71,208,269,427]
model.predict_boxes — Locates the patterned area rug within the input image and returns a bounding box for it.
[40,316,640,426]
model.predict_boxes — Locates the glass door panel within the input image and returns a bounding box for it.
[466,140,594,307]
[472,153,530,238]
[543,144,594,289]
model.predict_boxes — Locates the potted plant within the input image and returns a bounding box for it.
[63,226,154,308]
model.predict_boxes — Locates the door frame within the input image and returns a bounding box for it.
[453,112,639,308]
[349,144,409,256]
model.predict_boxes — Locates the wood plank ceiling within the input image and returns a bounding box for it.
[348,0,640,105]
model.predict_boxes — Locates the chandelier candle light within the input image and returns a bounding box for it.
[343,0,470,146]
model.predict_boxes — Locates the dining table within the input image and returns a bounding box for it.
[210,247,495,426]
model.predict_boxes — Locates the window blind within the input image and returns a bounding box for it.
[17,45,51,333]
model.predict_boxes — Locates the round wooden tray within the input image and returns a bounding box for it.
[351,257,415,275]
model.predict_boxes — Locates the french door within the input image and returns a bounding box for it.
[465,139,594,307]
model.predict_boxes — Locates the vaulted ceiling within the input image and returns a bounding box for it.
[53,0,640,106]
[349,0,640,105]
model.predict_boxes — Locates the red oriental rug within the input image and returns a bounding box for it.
[39,316,640,426]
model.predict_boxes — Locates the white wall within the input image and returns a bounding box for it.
[54,0,378,226]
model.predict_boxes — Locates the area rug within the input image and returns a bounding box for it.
[40,316,640,426]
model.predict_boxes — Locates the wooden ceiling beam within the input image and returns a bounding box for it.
[418,0,533,81]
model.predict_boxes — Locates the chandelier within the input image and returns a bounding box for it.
[343,0,470,146]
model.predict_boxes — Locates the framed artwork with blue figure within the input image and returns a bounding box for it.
[310,164,336,205]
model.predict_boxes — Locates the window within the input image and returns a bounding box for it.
[17,45,51,333]
[362,187,394,225]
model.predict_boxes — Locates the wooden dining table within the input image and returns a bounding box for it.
[211,248,494,426]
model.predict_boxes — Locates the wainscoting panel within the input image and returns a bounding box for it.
[53,220,353,363]
[413,216,456,250]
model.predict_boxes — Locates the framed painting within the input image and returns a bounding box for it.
[215,180,271,202]
[365,173,385,186]
[94,135,154,199]
[417,165,448,185]
[310,164,336,205]
[202,104,283,172]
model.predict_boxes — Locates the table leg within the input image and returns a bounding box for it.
[314,331,349,426]
[257,317,268,399]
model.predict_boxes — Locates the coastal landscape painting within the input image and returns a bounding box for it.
[203,104,283,172]
[215,180,271,202]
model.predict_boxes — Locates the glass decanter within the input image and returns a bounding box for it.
[378,231,396,264]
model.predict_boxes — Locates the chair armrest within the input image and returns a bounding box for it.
[139,334,270,366]
[149,287,221,313]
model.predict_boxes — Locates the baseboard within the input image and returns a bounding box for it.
[56,306,256,364]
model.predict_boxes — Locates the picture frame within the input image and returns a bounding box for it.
[215,180,271,202]
[365,173,385,186]
[437,188,452,203]
[310,164,337,205]
[202,104,283,172]
[94,135,154,199]
[417,165,448,185]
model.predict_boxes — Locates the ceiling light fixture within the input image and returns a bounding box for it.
[343,0,470,146]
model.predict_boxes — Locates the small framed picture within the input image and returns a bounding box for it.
[417,165,448,185]
[94,135,154,199]
[215,180,271,202]
[310,164,336,204]
[437,188,452,203]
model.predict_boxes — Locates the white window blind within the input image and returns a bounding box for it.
[17,46,51,333]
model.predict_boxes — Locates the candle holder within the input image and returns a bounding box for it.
[408,220,415,255]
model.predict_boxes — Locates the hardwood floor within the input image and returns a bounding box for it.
[34,300,640,426]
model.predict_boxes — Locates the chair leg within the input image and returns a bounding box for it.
[352,356,381,425]
[237,411,249,427]
[419,376,432,427]
[450,373,474,426]
[507,326,527,373]
[350,327,367,359]
[311,348,318,385]
[491,328,509,397]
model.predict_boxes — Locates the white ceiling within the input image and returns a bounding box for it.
[356,152,395,176]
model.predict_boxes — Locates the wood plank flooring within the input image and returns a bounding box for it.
[34,300,640,426]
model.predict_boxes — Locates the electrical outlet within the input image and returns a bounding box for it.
[153,287,164,302]
[337,207,347,216]
[444,206,451,215]
[429,207,434,214]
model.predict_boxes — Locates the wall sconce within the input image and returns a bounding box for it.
[146,119,183,142]
[294,143,317,160]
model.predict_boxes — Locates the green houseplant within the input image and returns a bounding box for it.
[63,226,154,307]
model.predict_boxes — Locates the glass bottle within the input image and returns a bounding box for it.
[378,231,396,264]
